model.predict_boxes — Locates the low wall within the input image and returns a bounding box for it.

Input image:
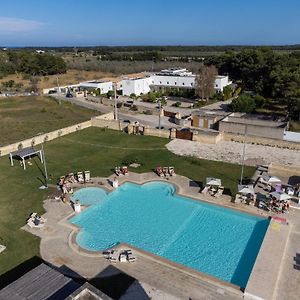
[144,127,171,139]
[220,120,285,140]
[224,133,300,150]
[0,120,92,157]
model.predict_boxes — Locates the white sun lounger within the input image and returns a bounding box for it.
[77,172,84,183]
[109,251,119,263]
[169,167,176,176]
[27,218,45,229]
[126,250,136,262]
[84,170,90,182]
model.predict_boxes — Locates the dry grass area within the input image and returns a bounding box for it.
[0,96,99,146]
[0,70,145,92]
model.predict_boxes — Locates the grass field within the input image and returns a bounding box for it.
[0,96,99,146]
[0,127,255,276]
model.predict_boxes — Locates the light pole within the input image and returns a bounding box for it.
[240,125,247,185]
[114,83,118,120]
[158,100,161,129]
[38,133,48,189]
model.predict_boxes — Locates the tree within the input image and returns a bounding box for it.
[195,65,218,100]
[229,94,256,113]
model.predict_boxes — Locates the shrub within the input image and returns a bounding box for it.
[129,93,136,99]
[172,101,182,107]
[143,110,153,115]
[254,94,266,108]
[229,94,256,113]
[130,105,138,111]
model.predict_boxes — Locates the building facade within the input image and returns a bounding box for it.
[121,68,232,96]
[79,80,113,94]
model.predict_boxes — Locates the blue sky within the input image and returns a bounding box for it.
[0,0,299,46]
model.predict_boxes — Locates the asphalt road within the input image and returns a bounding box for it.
[51,95,176,129]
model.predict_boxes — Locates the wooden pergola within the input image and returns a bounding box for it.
[9,147,43,170]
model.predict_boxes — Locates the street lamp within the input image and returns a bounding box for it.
[37,133,48,189]
[114,83,118,120]
[158,100,162,129]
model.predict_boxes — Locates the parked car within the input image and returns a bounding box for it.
[66,93,73,98]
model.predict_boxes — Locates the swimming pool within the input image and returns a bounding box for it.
[70,182,269,288]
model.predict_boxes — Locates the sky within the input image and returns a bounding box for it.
[0,0,299,46]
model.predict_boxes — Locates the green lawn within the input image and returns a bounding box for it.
[0,127,255,275]
[0,96,99,146]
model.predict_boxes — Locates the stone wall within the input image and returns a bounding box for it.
[192,131,223,144]
[0,120,92,157]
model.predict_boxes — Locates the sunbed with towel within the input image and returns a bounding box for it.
[214,186,224,198]
[156,166,164,177]
[115,167,122,176]
[84,171,90,182]
[169,166,176,176]
[77,171,84,183]
[121,166,128,175]
[163,167,169,177]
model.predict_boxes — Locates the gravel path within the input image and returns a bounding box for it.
[166,139,300,167]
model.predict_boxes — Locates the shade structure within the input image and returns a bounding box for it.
[270,192,291,201]
[238,185,255,195]
[9,147,43,170]
[206,177,222,186]
[260,175,281,185]
[268,176,282,184]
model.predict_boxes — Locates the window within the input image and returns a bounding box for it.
[191,83,193,86]
[182,82,185,86]
[175,82,177,85]
[167,81,169,84]
[160,81,162,84]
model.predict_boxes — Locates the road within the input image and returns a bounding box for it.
[51,95,177,129]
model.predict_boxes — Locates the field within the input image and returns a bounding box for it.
[0,127,255,276]
[0,96,99,146]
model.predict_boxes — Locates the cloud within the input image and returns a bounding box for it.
[0,17,44,33]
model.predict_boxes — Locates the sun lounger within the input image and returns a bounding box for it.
[156,166,163,177]
[77,172,84,183]
[214,186,224,198]
[169,167,176,176]
[27,218,45,229]
[84,171,90,182]
[163,167,169,177]
[127,251,136,262]
[109,251,119,263]
[121,166,128,175]
[119,253,127,263]
[30,213,47,222]
[115,166,122,176]
[201,186,208,194]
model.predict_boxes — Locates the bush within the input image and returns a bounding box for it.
[130,93,137,99]
[107,90,114,98]
[254,94,266,108]
[172,101,182,107]
[229,94,256,113]
[116,102,123,108]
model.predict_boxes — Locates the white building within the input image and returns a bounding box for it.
[121,68,232,96]
[214,75,232,92]
[122,77,152,96]
[79,80,113,94]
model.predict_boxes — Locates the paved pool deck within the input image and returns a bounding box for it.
[22,172,300,300]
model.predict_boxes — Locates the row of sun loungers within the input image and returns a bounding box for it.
[156,166,176,177]
[201,186,224,197]
[27,213,47,229]
[103,249,136,263]
[115,166,128,176]
[59,171,91,185]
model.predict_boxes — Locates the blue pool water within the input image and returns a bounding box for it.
[70,182,269,288]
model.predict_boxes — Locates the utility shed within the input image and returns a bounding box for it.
[0,263,81,300]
